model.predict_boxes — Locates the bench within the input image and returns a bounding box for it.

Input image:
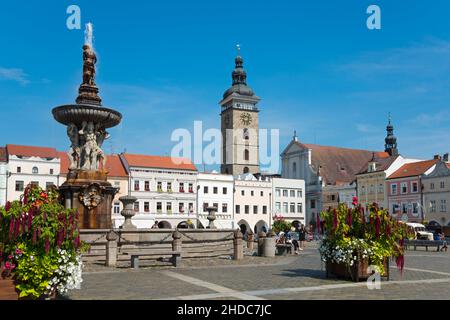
[276,243,293,256]
[122,250,181,269]
[404,240,444,252]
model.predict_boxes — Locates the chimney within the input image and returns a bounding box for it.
[434,154,441,160]
[444,153,449,162]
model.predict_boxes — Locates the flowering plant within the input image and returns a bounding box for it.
[272,215,292,234]
[0,185,88,299]
[318,199,413,275]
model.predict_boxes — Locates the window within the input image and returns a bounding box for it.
[144,202,150,213]
[361,186,366,196]
[179,203,184,213]
[293,162,297,176]
[134,180,140,191]
[262,206,267,214]
[310,199,316,209]
[166,202,172,213]
[144,181,150,191]
[188,183,193,193]
[204,186,209,194]
[441,199,447,212]
[331,195,336,201]
[297,190,302,198]
[283,190,288,197]
[50,169,54,175]
[290,190,295,197]
[203,203,208,212]
[167,182,172,192]
[134,202,139,212]
[290,203,295,213]
[283,202,288,213]
[179,182,184,193]
[369,185,374,194]
[45,182,54,190]
[244,149,249,161]
[297,203,303,213]
[223,187,227,194]
[243,128,249,140]
[213,203,218,210]
[156,202,162,213]
[236,205,240,214]
[189,203,194,213]
[114,181,120,187]
[15,180,24,192]
[391,184,397,195]
[430,200,436,213]
[275,202,281,212]
[113,202,120,214]
[253,205,258,214]
[378,184,384,193]
[241,190,245,196]
[412,203,419,214]
[251,191,254,196]
[32,167,38,174]
[243,167,249,174]
[213,187,218,194]
[244,205,249,214]
[392,203,400,214]
[222,203,228,213]
[402,203,408,214]
[17,167,21,173]
[276,189,281,197]
[30,181,39,188]
[401,182,407,194]
[411,182,418,193]
[157,181,162,192]
[430,183,435,190]
[260,191,264,196]
[440,181,445,189]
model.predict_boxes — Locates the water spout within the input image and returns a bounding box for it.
[84,22,94,49]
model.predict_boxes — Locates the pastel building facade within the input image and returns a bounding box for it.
[196,172,235,229]
[272,177,305,226]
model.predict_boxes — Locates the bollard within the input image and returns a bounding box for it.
[106,230,119,267]
[172,230,182,266]
[247,230,254,251]
[257,231,267,256]
[262,237,276,257]
[233,229,243,260]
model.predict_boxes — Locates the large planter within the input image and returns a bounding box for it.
[325,258,390,282]
[0,278,19,300]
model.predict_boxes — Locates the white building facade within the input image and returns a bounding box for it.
[6,145,62,202]
[234,174,272,234]
[0,147,7,206]
[272,178,306,227]
[196,172,234,229]
[118,153,198,229]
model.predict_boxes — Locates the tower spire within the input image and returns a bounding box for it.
[384,113,398,156]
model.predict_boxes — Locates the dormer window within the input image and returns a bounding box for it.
[32,167,38,174]
[368,162,377,172]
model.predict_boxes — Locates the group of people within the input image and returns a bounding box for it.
[276,224,307,255]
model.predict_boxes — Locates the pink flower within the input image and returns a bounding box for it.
[375,215,381,238]
[347,208,353,227]
[4,261,11,270]
[352,196,358,206]
[8,255,13,260]
[15,248,22,255]
[5,201,11,212]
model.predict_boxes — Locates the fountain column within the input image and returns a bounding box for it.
[52,23,122,229]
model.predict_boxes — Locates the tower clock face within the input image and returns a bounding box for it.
[240,112,252,125]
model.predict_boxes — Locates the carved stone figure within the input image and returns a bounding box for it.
[79,183,103,210]
[67,123,80,170]
[79,121,98,170]
[82,45,97,86]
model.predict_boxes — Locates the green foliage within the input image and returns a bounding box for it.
[272,216,292,233]
[0,185,88,299]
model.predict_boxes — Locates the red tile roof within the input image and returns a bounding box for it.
[122,153,197,171]
[59,152,128,177]
[296,142,384,185]
[447,163,450,170]
[7,144,59,159]
[0,147,7,162]
[388,159,438,179]
[357,155,399,174]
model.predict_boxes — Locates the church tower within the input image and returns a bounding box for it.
[220,46,260,175]
[384,113,399,156]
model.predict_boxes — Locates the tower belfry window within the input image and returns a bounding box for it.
[243,128,249,140]
[244,149,249,161]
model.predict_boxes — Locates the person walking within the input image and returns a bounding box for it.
[298,225,306,250]
[440,232,448,252]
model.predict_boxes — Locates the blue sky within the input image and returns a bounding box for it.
[1,1,450,172]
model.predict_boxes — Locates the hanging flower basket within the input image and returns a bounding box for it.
[319,199,412,282]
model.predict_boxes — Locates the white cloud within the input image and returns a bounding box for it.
[0,67,29,85]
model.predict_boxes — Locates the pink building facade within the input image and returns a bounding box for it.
[386,176,423,222]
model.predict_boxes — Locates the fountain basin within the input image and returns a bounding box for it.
[52,104,122,128]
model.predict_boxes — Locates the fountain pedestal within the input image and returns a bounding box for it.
[59,170,117,229]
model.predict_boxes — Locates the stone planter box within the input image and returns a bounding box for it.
[325,258,390,282]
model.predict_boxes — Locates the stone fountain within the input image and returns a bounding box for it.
[52,23,122,229]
